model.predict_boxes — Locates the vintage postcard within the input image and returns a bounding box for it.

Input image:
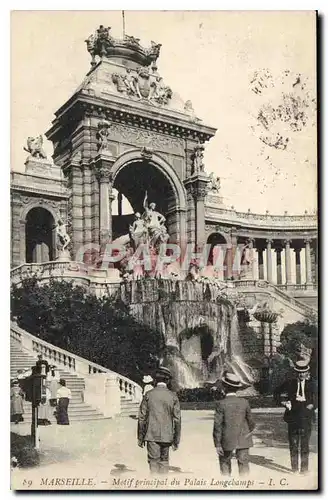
[10,10,318,491]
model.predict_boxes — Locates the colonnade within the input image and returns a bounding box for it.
[247,237,315,286]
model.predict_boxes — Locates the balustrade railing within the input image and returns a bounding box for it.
[205,206,317,229]
[10,322,142,403]
[231,280,315,314]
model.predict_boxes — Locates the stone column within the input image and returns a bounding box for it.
[305,237,312,284]
[300,248,306,284]
[93,153,116,247]
[98,168,112,245]
[284,239,292,284]
[184,174,209,250]
[266,239,273,283]
[229,231,238,280]
[257,247,264,280]
[294,248,301,284]
[275,247,282,285]
[118,192,122,216]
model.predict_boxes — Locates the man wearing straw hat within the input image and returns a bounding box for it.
[138,366,181,474]
[213,372,255,476]
[274,359,317,474]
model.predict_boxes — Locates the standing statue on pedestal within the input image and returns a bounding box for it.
[129,212,148,249]
[192,143,205,174]
[240,242,253,279]
[142,192,169,248]
[55,219,71,260]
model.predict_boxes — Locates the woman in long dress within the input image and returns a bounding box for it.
[37,387,52,426]
[10,380,24,424]
[55,379,71,425]
[46,367,59,407]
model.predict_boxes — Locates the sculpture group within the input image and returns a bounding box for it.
[129,192,169,250]
[112,66,172,105]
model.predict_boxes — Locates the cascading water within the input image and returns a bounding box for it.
[162,345,200,390]
[120,279,249,389]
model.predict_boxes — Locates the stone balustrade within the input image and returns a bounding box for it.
[10,322,142,406]
[205,206,317,230]
[231,280,315,316]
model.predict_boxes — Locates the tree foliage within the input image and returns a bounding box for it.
[11,277,164,383]
[278,315,318,378]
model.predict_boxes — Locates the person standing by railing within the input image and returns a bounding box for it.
[55,379,71,425]
[46,365,60,407]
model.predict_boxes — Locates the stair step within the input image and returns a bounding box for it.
[11,338,140,419]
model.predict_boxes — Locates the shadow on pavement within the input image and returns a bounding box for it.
[110,463,136,475]
[249,454,294,474]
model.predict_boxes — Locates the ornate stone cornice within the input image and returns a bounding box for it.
[46,96,216,144]
[10,183,69,199]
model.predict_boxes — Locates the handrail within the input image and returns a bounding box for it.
[231,280,315,314]
[10,321,142,402]
[10,261,89,276]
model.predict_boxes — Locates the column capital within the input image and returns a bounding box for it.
[304,237,312,244]
[184,178,209,201]
[266,238,273,245]
[96,166,112,183]
[284,238,292,246]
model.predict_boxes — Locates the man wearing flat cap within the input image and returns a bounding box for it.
[213,372,255,476]
[138,366,181,474]
[274,359,317,474]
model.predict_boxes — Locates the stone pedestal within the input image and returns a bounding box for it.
[56,249,71,261]
[84,373,121,418]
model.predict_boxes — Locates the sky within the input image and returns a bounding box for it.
[11,10,317,214]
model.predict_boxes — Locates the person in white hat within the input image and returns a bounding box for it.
[138,366,181,474]
[213,372,255,476]
[274,359,317,474]
[142,375,154,396]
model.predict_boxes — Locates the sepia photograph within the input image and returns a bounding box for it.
[9,10,318,491]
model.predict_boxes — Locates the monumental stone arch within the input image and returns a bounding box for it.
[40,25,216,261]
[111,148,187,243]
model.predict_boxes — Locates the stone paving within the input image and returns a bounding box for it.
[11,411,318,491]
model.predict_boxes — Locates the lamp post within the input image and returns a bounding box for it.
[20,358,48,449]
[253,306,279,393]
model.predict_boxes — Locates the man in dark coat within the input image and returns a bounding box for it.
[274,359,317,474]
[138,366,181,474]
[213,372,255,476]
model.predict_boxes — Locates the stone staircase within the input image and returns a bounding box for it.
[11,339,140,421]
